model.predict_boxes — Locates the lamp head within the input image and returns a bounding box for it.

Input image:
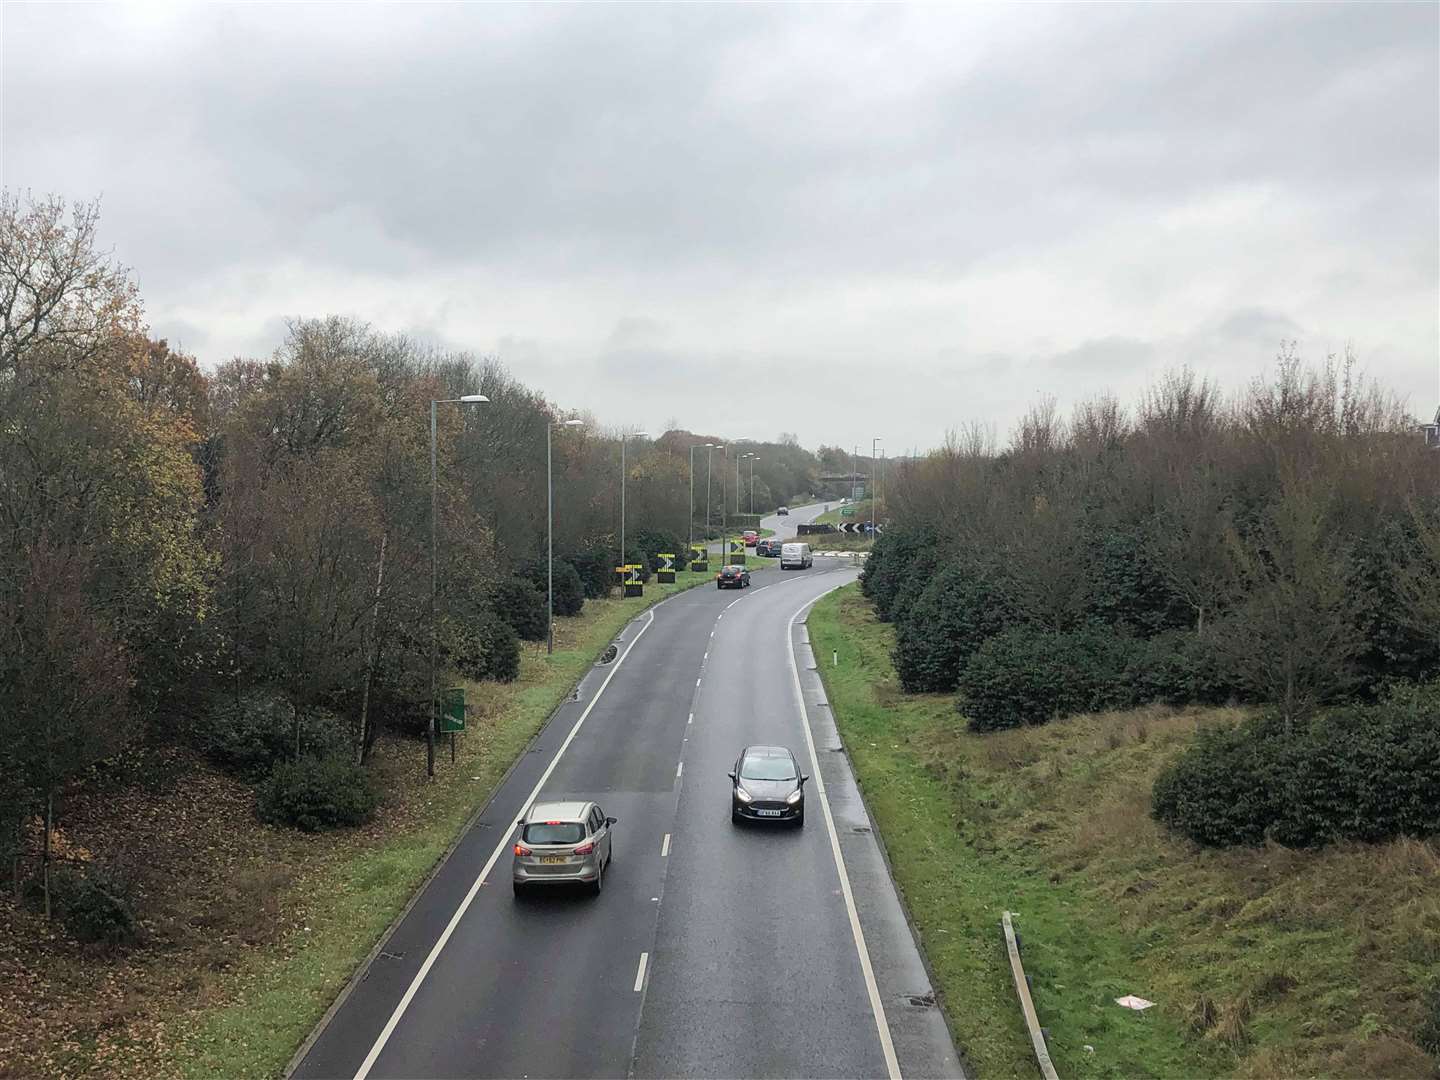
[460,394,489,403]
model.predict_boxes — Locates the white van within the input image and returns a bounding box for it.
[780,542,812,570]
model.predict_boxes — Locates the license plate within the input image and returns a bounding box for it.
[756,809,783,817]
[539,855,567,864]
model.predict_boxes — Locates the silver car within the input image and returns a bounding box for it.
[512,800,615,897]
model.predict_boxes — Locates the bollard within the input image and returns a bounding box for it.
[833,649,838,667]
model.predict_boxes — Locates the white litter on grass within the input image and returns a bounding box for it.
[1115,995,1155,1010]
[1083,1045,1095,1053]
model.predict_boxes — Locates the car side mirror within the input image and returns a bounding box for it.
[727,771,736,780]
[801,775,811,785]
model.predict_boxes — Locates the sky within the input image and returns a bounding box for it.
[3,3,1437,449]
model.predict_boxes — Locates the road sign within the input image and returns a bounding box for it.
[624,563,643,597]
[840,506,856,517]
[657,553,676,583]
[439,687,465,733]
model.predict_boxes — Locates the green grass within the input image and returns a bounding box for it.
[160,570,719,1079]
[807,584,1440,1079]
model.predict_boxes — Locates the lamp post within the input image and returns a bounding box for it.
[870,438,882,536]
[430,393,489,779]
[705,443,716,556]
[548,417,585,655]
[620,430,650,588]
[747,454,759,515]
[718,445,728,552]
[689,442,714,565]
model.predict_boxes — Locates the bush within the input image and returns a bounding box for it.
[557,547,612,599]
[1124,630,1238,707]
[444,608,520,683]
[1153,683,1440,848]
[195,688,348,778]
[492,576,547,642]
[550,559,586,615]
[30,864,140,947]
[861,523,943,622]
[257,753,379,832]
[893,564,1013,693]
[957,625,1139,731]
[1151,719,1287,847]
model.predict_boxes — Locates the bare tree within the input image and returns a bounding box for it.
[0,193,141,373]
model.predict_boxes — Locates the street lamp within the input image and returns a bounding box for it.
[548,417,585,655]
[870,437,882,535]
[705,443,718,556]
[689,442,714,564]
[746,454,759,515]
[430,393,489,779]
[620,430,650,588]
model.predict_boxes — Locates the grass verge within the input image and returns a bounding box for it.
[808,584,1440,1079]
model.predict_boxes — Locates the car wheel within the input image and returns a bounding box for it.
[731,807,742,825]
[591,861,604,896]
[513,881,527,899]
[794,807,805,828]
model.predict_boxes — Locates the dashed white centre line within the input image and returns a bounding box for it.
[661,833,671,857]
[695,678,702,687]
[687,712,693,724]
[633,952,649,992]
[675,761,683,779]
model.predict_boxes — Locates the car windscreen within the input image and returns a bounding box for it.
[739,755,796,781]
[523,822,586,845]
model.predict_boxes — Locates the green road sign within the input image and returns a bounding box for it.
[840,506,857,517]
[439,687,465,733]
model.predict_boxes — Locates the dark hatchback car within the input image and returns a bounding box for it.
[716,565,751,589]
[755,538,781,557]
[730,745,808,826]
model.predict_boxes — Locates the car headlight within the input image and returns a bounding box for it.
[734,786,753,803]
[786,789,803,805]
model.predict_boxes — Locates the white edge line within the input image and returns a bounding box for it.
[352,607,660,1080]
[786,588,903,1080]
[661,833,671,857]
[633,952,649,992]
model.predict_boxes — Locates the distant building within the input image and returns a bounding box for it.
[1424,405,1440,450]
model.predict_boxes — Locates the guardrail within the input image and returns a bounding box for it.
[1002,911,1059,1080]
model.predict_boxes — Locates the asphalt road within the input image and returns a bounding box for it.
[292,502,958,1080]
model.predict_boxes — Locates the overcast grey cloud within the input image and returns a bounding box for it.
[3,3,1435,446]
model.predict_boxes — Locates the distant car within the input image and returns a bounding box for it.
[716,565,750,589]
[743,530,759,546]
[756,538,781,557]
[512,800,615,897]
[777,506,789,516]
[730,745,808,826]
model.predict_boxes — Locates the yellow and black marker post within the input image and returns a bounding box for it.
[657,553,676,584]
[689,545,708,573]
[624,563,644,597]
[728,538,746,566]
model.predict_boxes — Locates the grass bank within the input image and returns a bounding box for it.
[808,584,1440,1079]
[0,570,716,1080]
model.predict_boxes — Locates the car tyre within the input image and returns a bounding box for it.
[513,881,527,899]
[590,861,604,897]
[794,806,805,828]
[731,807,742,825]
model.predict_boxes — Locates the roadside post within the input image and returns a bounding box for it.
[728,538,746,566]
[689,545,707,572]
[439,686,465,765]
[657,553,676,583]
